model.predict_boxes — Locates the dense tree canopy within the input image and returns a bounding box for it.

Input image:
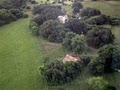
[86,27,114,48]
[87,77,108,90]
[40,60,82,85]
[39,20,70,43]
[65,19,91,34]
[0,9,16,26]
[80,7,101,17]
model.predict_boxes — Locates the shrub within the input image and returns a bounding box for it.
[81,55,91,66]
[10,9,23,19]
[65,19,91,34]
[62,32,76,50]
[39,60,82,85]
[72,2,83,9]
[29,21,39,35]
[23,14,29,18]
[87,77,108,90]
[86,27,114,48]
[80,7,101,17]
[71,35,86,54]
[39,20,70,43]
[0,9,16,26]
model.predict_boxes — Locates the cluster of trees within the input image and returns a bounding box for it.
[39,60,82,85]
[87,77,116,90]
[62,32,86,54]
[86,26,114,48]
[85,14,120,25]
[0,9,16,26]
[72,1,83,14]
[39,20,70,43]
[32,5,63,26]
[88,44,120,75]
[0,0,28,26]
[80,7,101,17]
[65,19,91,34]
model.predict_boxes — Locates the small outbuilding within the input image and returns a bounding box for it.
[63,54,80,63]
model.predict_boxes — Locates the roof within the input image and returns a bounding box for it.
[63,54,80,63]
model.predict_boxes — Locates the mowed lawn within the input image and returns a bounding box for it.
[0,19,47,90]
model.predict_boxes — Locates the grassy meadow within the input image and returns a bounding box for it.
[0,0,120,90]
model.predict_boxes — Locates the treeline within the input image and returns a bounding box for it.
[0,0,28,26]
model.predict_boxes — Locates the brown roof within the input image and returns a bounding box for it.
[63,54,80,63]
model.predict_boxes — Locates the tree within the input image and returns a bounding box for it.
[39,20,70,43]
[72,2,83,9]
[0,9,16,26]
[86,27,114,48]
[62,32,76,50]
[39,60,82,85]
[87,77,108,90]
[98,44,120,72]
[80,7,101,17]
[88,57,105,75]
[65,19,91,34]
[71,35,86,54]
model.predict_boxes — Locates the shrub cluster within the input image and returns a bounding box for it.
[33,5,63,26]
[0,9,16,26]
[39,20,70,43]
[86,26,114,48]
[39,60,82,85]
[62,32,86,54]
[80,7,101,17]
[88,44,120,75]
[85,14,120,25]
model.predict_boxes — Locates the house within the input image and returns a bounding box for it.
[63,54,80,63]
[57,15,69,24]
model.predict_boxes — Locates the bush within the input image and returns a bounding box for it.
[0,9,16,26]
[86,27,114,48]
[23,14,29,18]
[65,19,91,34]
[80,7,101,17]
[29,21,39,35]
[81,55,91,66]
[72,2,83,9]
[39,60,82,85]
[88,57,105,75]
[71,35,86,54]
[87,77,108,90]
[62,32,76,50]
[10,9,23,19]
[39,20,70,43]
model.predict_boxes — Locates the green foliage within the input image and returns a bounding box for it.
[40,60,82,85]
[87,77,108,90]
[62,32,76,50]
[10,9,23,19]
[81,55,91,66]
[86,27,114,48]
[88,57,105,75]
[0,9,16,26]
[39,20,70,43]
[80,7,101,17]
[72,2,83,9]
[65,19,91,34]
[29,20,39,35]
[98,44,120,72]
[71,35,86,54]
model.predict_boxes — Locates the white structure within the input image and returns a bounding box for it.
[57,15,69,24]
